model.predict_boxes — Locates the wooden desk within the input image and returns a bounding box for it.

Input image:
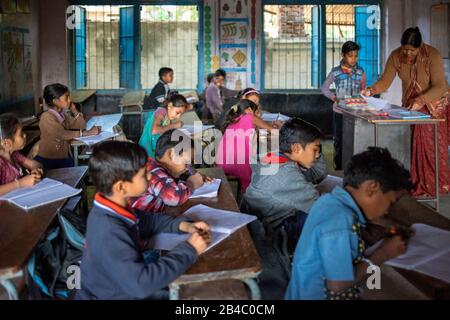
[70,90,96,105]
[119,90,146,114]
[0,166,88,299]
[180,110,201,125]
[168,167,263,300]
[387,195,450,299]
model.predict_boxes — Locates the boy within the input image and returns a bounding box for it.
[321,41,366,170]
[205,70,225,122]
[285,147,411,300]
[76,141,211,300]
[244,118,326,250]
[131,129,211,213]
[143,67,174,110]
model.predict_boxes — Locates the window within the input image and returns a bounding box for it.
[263,3,380,90]
[140,5,199,90]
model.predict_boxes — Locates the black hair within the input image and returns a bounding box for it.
[238,88,260,99]
[401,27,422,48]
[43,83,69,107]
[0,113,20,141]
[163,91,189,109]
[155,129,194,160]
[342,41,360,55]
[215,69,226,78]
[207,73,215,83]
[221,99,259,131]
[279,118,323,152]
[344,147,413,193]
[88,141,147,196]
[159,67,174,79]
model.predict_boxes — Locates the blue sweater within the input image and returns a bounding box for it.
[75,195,197,300]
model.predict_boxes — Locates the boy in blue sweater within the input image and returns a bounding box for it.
[75,141,211,300]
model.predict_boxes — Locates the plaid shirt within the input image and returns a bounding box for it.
[321,61,366,101]
[129,158,193,213]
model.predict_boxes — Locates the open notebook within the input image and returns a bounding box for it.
[261,112,291,122]
[148,204,257,253]
[86,113,123,133]
[366,224,450,283]
[189,179,221,199]
[0,178,81,210]
[74,131,119,146]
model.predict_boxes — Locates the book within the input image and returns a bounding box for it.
[74,131,119,146]
[189,179,221,199]
[148,204,257,253]
[387,110,431,120]
[86,113,123,133]
[367,224,450,283]
[261,112,290,122]
[0,178,82,210]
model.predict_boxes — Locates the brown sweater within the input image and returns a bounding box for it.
[372,44,449,106]
[38,110,86,159]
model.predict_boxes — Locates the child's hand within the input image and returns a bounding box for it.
[377,235,407,261]
[30,168,43,178]
[187,232,209,255]
[361,88,374,97]
[202,175,214,183]
[86,125,101,136]
[180,221,211,234]
[187,173,205,190]
[18,173,41,188]
[271,120,283,129]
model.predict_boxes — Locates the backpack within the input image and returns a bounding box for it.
[27,208,85,300]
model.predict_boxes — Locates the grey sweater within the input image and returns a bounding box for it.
[244,156,327,218]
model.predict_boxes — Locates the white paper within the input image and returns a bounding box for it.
[0,178,81,210]
[384,224,450,283]
[86,113,123,132]
[315,175,343,194]
[75,131,119,146]
[148,204,256,252]
[360,95,391,111]
[179,124,215,135]
[261,112,290,122]
[189,179,221,199]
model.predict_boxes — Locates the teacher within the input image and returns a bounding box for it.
[363,27,450,197]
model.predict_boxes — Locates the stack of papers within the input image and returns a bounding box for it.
[189,179,221,199]
[148,204,257,253]
[0,178,81,210]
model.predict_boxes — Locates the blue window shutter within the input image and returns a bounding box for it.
[75,7,86,89]
[355,6,379,86]
[311,6,320,88]
[120,6,135,89]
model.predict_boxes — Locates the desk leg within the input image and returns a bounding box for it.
[434,123,440,212]
[241,278,261,300]
[169,284,180,300]
[0,278,19,300]
[73,145,79,167]
[374,123,378,147]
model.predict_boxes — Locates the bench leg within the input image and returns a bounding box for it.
[241,278,261,300]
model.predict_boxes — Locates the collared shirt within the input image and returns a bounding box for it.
[321,61,367,101]
[285,186,367,300]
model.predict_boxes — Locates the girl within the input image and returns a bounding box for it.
[321,41,366,170]
[139,92,189,158]
[0,114,43,196]
[216,98,282,193]
[36,83,100,170]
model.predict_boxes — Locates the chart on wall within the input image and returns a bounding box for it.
[220,47,247,68]
[225,71,247,92]
[220,0,248,19]
[220,20,248,44]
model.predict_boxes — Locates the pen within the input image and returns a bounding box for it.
[375,112,389,117]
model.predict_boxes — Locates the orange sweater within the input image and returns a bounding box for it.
[38,110,86,159]
[372,44,449,106]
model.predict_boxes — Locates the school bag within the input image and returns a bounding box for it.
[26,208,86,300]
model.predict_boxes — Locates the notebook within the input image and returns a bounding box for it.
[189,179,221,199]
[148,204,257,253]
[0,178,81,210]
[179,124,215,136]
[387,110,431,120]
[86,113,123,133]
[74,131,119,146]
[366,224,450,283]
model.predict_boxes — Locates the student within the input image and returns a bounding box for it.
[36,83,100,170]
[0,114,43,196]
[216,99,282,193]
[215,68,239,102]
[201,73,216,121]
[76,140,211,300]
[143,67,174,110]
[285,147,411,300]
[205,70,225,122]
[131,129,211,213]
[244,118,326,250]
[139,92,189,159]
[321,41,366,170]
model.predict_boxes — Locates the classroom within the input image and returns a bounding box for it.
[0,0,449,306]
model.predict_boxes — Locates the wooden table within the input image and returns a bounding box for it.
[0,166,88,299]
[119,90,146,114]
[337,105,444,212]
[167,167,263,300]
